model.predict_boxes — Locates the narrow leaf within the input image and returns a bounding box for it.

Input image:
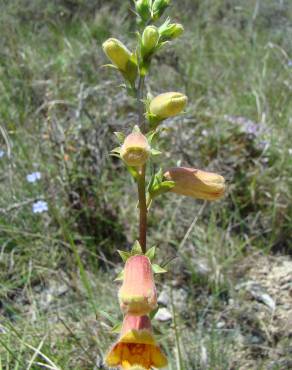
[152,264,167,274]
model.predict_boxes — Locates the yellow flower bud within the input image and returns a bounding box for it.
[159,22,184,41]
[120,132,150,167]
[164,167,225,201]
[142,26,160,55]
[149,92,187,120]
[102,38,132,72]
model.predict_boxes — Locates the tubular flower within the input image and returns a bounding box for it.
[102,38,132,72]
[164,167,225,201]
[105,315,167,370]
[149,92,187,120]
[120,132,151,167]
[142,26,160,55]
[119,255,157,315]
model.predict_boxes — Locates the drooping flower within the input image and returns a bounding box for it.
[105,315,167,370]
[119,255,157,315]
[26,172,41,183]
[120,132,151,167]
[149,92,187,120]
[163,167,225,201]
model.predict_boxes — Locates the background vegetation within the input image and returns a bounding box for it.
[0,0,291,369]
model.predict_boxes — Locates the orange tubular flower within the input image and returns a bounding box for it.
[105,315,167,370]
[119,255,157,316]
[164,167,225,201]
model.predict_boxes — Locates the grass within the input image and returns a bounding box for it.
[0,0,292,369]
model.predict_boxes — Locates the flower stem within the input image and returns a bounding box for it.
[138,165,147,253]
[137,75,147,253]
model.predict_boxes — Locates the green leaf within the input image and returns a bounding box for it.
[131,240,143,255]
[114,132,126,144]
[146,246,156,261]
[117,250,132,262]
[114,270,124,281]
[111,322,123,333]
[152,264,167,274]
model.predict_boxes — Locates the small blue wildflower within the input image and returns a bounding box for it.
[288,60,292,68]
[26,172,41,183]
[0,149,5,158]
[32,200,48,214]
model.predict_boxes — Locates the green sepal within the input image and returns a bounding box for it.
[145,246,156,261]
[114,132,126,144]
[150,180,175,198]
[114,270,124,281]
[151,148,162,156]
[101,64,119,70]
[117,250,132,262]
[131,240,143,255]
[111,322,123,333]
[152,264,167,274]
[111,147,121,154]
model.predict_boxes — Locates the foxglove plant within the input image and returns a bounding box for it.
[102,1,225,369]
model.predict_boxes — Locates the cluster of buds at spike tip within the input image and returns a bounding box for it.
[120,130,151,167]
[119,255,157,316]
[163,167,226,201]
[102,38,137,84]
[147,92,188,126]
[105,315,167,370]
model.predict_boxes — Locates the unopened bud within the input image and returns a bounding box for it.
[159,23,184,40]
[152,0,170,19]
[102,38,132,72]
[164,167,225,201]
[142,26,160,55]
[120,132,150,167]
[135,0,151,22]
[149,92,187,120]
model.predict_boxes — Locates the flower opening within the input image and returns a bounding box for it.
[105,315,167,370]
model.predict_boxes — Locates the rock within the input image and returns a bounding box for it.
[157,290,169,307]
[236,280,276,311]
[154,308,172,322]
